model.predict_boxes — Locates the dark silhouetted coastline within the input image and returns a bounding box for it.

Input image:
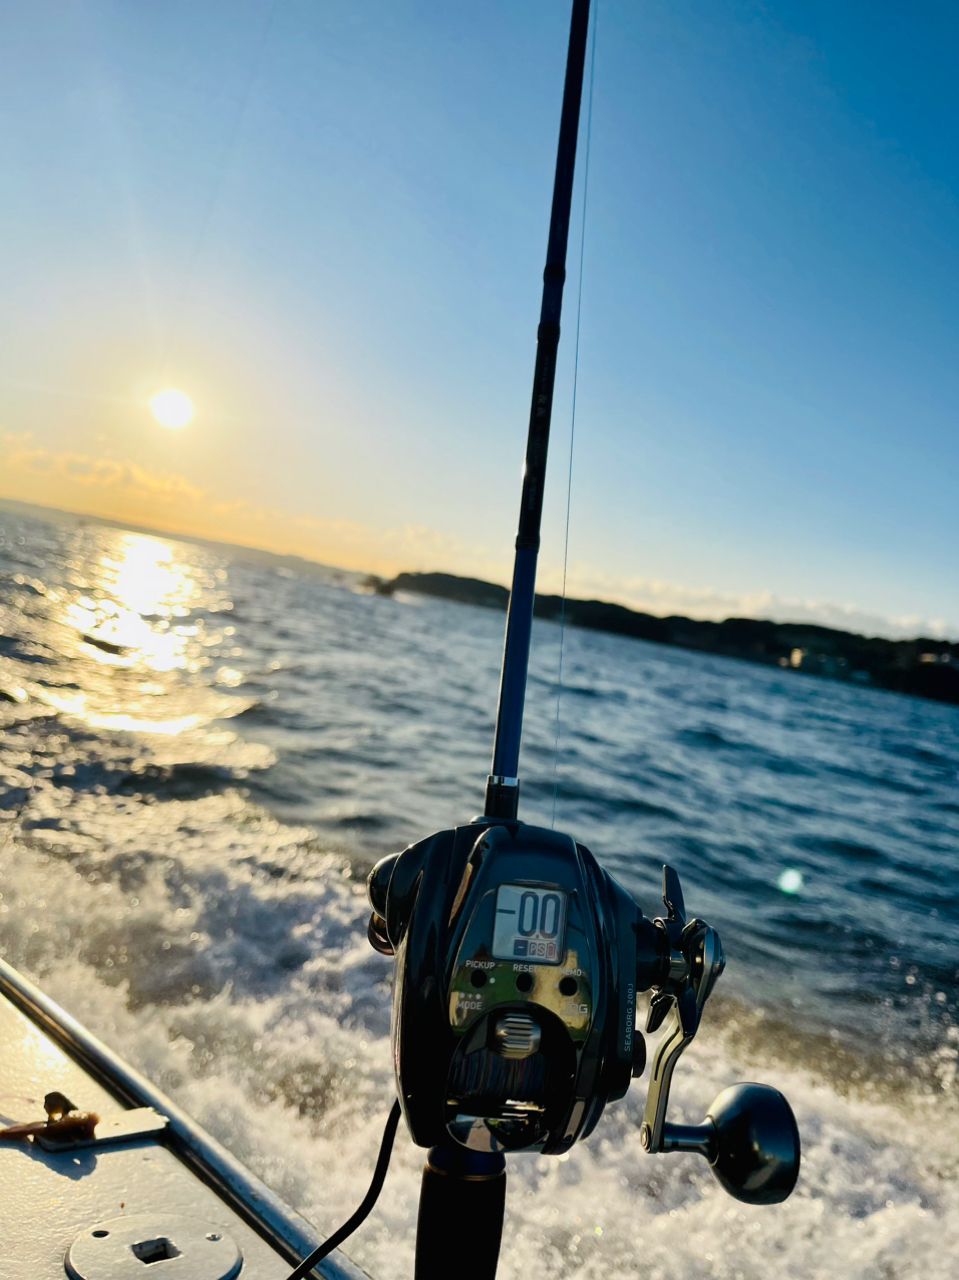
[374,571,959,707]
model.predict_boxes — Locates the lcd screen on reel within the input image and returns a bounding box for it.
[492,884,568,964]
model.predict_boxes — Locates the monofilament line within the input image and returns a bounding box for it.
[551,1,598,828]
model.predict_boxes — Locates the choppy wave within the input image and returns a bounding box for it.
[1,505,958,1278]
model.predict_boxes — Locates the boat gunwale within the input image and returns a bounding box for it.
[0,954,371,1280]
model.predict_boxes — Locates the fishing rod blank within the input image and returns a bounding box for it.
[485,0,593,824]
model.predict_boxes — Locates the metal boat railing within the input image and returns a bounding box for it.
[0,955,371,1280]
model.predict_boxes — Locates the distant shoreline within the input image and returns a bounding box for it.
[3,498,956,707]
[371,571,959,708]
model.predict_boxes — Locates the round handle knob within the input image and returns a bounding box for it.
[706,1083,800,1205]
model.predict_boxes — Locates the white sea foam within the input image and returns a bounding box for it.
[2,784,956,1280]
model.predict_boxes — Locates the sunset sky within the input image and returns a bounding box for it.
[2,1,957,638]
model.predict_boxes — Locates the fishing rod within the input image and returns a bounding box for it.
[288,3,799,1277]
[484,0,591,827]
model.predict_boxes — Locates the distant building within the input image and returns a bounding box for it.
[787,648,845,679]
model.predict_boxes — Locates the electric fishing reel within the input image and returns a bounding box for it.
[367,818,800,1205]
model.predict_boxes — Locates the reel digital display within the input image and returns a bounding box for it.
[492,884,567,963]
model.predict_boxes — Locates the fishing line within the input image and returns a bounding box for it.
[551,2,598,828]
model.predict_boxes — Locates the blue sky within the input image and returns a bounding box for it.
[1,1,957,637]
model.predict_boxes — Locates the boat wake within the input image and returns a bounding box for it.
[1,765,956,1279]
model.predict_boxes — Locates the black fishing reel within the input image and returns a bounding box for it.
[367,818,800,1205]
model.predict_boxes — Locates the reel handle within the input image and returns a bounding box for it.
[640,868,800,1204]
[661,1083,800,1205]
[414,1145,506,1280]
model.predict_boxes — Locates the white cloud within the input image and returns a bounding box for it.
[552,566,959,642]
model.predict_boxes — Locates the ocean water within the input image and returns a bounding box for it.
[1,504,957,1279]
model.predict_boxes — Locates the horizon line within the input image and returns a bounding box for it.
[2,494,956,647]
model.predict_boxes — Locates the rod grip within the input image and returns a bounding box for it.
[414,1145,506,1280]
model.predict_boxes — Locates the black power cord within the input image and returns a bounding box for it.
[284,1100,402,1280]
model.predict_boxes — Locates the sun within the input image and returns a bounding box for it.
[149,388,195,430]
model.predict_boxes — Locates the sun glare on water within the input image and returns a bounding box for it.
[149,387,195,430]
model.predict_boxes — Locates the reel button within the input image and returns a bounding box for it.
[492,1012,541,1060]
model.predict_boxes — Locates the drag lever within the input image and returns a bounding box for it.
[639,866,800,1205]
